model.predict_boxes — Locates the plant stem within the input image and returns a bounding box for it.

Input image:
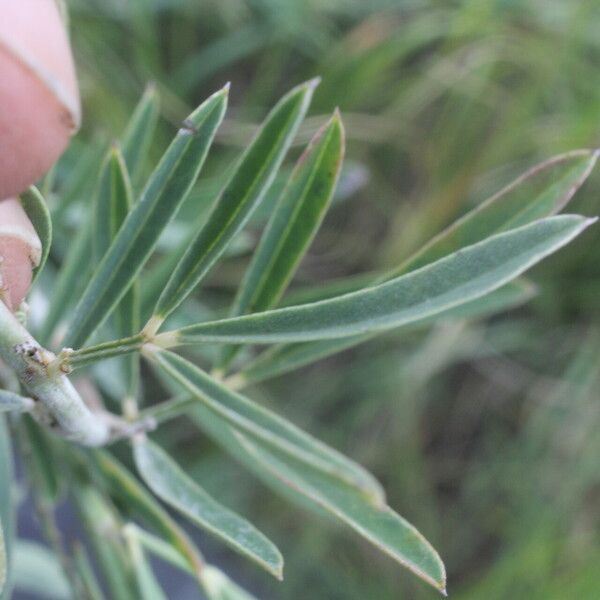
[0,300,111,445]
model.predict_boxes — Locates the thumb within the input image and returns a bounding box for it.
[0,198,41,311]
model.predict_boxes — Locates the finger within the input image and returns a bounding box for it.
[0,198,41,311]
[0,0,81,198]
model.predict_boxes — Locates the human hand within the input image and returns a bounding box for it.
[0,0,80,310]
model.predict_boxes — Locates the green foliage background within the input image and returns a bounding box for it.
[29,0,600,598]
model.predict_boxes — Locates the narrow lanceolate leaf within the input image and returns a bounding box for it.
[0,418,14,599]
[93,147,133,263]
[20,186,51,282]
[187,400,445,593]
[145,349,384,504]
[74,486,136,600]
[237,279,535,386]
[235,433,446,593]
[219,111,345,371]
[150,78,320,326]
[158,216,594,346]
[121,83,161,180]
[64,86,228,349]
[92,451,204,576]
[124,527,167,600]
[92,147,139,393]
[235,151,598,380]
[133,439,283,579]
[387,148,598,278]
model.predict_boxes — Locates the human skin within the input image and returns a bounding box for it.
[0,0,80,310]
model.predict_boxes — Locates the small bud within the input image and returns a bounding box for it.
[0,198,41,311]
[0,0,81,198]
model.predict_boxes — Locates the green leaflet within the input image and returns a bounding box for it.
[158,216,593,346]
[231,149,597,380]
[388,149,598,277]
[93,147,133,263]
[92,450,204,577]
[185,398,445,593]
[121,83,161,181]
[133,439,283,579]
[237,279,535,386]
[274,149,597,307]
[73,485,136,600]
[145,349,384,503]
[124,527,168,600]
[219,110,345,371]
[20,186,52,283]
[72,544,105,600]
[125,526,259,600]
[235,433,446,593]
[64,85,228,349]
[150,78,319,325]
[92,147,140,394]
[0,418,13,599]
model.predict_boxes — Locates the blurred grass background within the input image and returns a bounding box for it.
[48,0,600,597]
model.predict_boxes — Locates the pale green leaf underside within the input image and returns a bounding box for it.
[152,78,319,322]
[133,439,283,578]
[184,400,445,593]
[121,83,161,179]
[93,451,204,577]
[232,150,597,381]
[219,111,344,370]
[236,433,446,592]
[390,149,598,277]
[125,529,168,600]
[64,85,228,348]
[161,215,593,346]
[232,111,344,318]
[238,279,535,385]
[146,349,384,503]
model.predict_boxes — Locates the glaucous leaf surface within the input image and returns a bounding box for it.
[64,85,228,348]
[134,439,284,578]
[151,79,319,323]
[237,280,535,385]
[387,149,598,277]
[93,450,204,576]
[219,110,344,370]
[145,349,384,503]
[235,433,446,593]
[121,83,160,181]
[160,216,593,346]
[184,398,445,592]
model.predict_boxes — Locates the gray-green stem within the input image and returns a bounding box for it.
[0,300,146,446]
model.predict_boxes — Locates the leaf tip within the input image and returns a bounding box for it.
[222,81,231,94]
[305,76,322,91]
